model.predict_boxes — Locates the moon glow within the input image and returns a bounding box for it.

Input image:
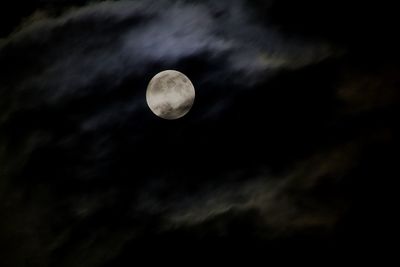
[146,70,195,120]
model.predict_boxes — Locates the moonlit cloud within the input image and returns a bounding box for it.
[0,0,397,266]
[0,0,333,109]
[135,143,359,235]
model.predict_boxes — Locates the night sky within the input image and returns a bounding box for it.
[0,0,399,265]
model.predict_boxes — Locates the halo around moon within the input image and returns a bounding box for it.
[146,70,195,120]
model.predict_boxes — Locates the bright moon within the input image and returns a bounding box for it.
[146,70,195,120]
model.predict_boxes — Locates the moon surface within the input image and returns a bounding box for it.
[146,70,195,120]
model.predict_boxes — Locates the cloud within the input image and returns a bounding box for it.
[0,0,352,266]
[0,0,333,118]
[337,68,400,114]
[135,143,359,236]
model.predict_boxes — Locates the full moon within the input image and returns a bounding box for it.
[146,70,195,120]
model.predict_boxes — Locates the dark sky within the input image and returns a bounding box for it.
[0,0,399,266]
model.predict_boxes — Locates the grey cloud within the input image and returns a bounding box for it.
[135,143,359,235]
[0,0,334,113]
[0,1,347,265]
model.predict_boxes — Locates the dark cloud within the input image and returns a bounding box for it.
[0,0,398,266]
[0,0,332,106]
[162,144,357,230]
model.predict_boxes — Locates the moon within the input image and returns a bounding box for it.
[146,70,195,120]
